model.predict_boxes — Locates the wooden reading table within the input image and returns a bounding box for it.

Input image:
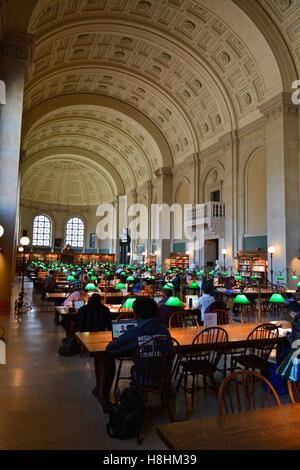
[157,403,300,450]
[76,321,290,412]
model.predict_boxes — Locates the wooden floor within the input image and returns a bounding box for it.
[0,280,291,450]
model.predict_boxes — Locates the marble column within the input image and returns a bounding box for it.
[220,131,240,269]
[152,167,172,271]
[0,33,32,313]
[259,93,300,286]
[146,180,153,256]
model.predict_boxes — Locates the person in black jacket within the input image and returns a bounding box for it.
[106,297,171,357]
[96,297,174,412]
[77,293,112,332]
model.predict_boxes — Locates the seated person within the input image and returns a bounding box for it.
[195,287,215,322]
[76,293,112,332]
[63,288,87,308]
[277,301,300,364]
[107,297,174,392]
[106,297,170,358]
[157,289,183,326]
[71,274,81,291]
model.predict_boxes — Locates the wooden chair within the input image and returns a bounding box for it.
[113,311,138,399]
[132,335,177,422]
[231,323,279,375]
[287,380,300,403]
[168,311,199,328]
[176,327,228,408]
[212,308,233,325]
[218,370,281,416]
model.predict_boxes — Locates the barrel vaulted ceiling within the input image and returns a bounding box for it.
[8,0,291,206]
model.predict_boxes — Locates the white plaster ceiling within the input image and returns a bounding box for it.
[20,0,284,206]
[21,157,115,206]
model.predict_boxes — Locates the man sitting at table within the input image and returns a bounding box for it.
[92,297,174,412]
[76,293,112,332]
[195,286,215,322]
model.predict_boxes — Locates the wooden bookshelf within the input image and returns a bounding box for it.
[236,251,268,287]
[169,253,189,271]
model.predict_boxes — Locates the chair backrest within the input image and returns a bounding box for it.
[192,326,228,366]
[245,323,279,361]
[133,335,175,393]
[208,308,232,325]
[287,380,300,404]
[168,311,199,328]
[218,370,281,416]
[116,311,137,320]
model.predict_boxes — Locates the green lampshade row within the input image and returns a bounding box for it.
[269,293,285,303]
[85,283,98,291]
[163,283,174,290]
[115,282,126,290]
[233,294,250,305]
[165,296,183,307]
[123,298,136,309]
[189,282,199,289]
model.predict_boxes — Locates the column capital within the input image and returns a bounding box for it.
[0,32,34,62]
[259,92,298,121]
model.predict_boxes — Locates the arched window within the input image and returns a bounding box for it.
[65,217,84,248]
[32,215,52,247]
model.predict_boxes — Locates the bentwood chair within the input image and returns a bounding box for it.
[231,323,279,375]
[168,311,199,328]
[176,327,228,408]
[218,370,281,416]
[132,335,177,422]
[287,380,300,403]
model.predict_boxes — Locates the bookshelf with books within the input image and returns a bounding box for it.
[169,253,189,271]
[237,251,268,287]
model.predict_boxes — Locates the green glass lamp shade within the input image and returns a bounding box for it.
[105,271,111,276]
[163,282,174,290]
[90,275,97,281]
[167,269,173,274]
[77,267,82,272]
[234,294,250,305]
[235,274,242,281]
[189,281,199,289]
[250,275,257,281]
[269,293,285,303]
[277,274,284,281]
[222,272,228,277]
[147,268,152,271]
[85,283,98,291]
[165,296,183,307]
[196,270,204,276]
[71,271,76,276]
[67,275,75,282]
[115,282,126,290]
[123,298,136,309]
[208,270,215,276]
[147,275,155,280]
[120,271,127,276]
[291,275,298,281]
[63,269,68,273]
[126,276,135,282]
[297,282,300,288]
[87,271,93,276]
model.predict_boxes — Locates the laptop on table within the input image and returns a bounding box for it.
[112,320,138,339]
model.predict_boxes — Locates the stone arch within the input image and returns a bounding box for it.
[243,146,267,236]
[22,94,173,169]
[200,162,225,203]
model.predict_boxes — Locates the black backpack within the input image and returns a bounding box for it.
[58,335,80,356]
[106,385,146,442]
